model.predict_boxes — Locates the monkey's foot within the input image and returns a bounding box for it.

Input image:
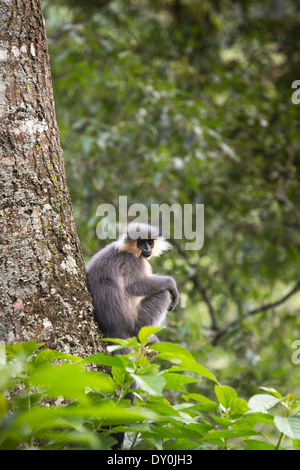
[142,347,158,359]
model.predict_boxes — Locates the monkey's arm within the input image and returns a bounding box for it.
[126,275,179,310]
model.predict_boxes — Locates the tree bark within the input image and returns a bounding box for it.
[0,0,103,357]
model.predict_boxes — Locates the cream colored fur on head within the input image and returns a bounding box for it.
[116,223,172,258]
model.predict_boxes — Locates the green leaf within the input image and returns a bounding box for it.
[33,349,83,365]
[83,352,127,368]
[244,412,274,424]
[141,424,204,440]
[5,402,159,439]
[182,393,218,408]
[111,366,126,386]
[104,337,139,353]
[30,363,115,399]
[293,439,300,450]
[205,429,259,440]
[132,439,156,450]
[163,439,201,450]
[248,394,283,412]
[111,423,151,434]
[37,430,110,450]
[215,385,237,409]
[132,373,166,396]
[244,439,275,450]
[188,403,220,412]
[144,397,181,418]
[162,372,198,392]
[101,338,127,344]
[214,385,247,413]
[212,416,233,427]
[0,393,8,421]
[11,393,43,413]
[6,341,44,361]
[184,423,213,435]
[85,402,159,425]
[0,365,13,390]
[151,343,217,382]
[231,398,248,413]
[151,342,194,362]
[138,326,163,344]
[259,387,282,399]
[274,416,300,440]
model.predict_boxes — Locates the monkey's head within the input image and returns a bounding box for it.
[136,238,155,258]
[117,223,172,259]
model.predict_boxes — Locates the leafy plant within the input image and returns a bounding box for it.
[1,330,300,450]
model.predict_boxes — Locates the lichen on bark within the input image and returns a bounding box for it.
[0,0,104,357]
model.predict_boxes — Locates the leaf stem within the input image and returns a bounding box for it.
[275,432,284,450]
[130,432,139,450]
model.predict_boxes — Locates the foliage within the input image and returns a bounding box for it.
[1,334,300,450]
[38,0,300,434]
[41,0,300,401]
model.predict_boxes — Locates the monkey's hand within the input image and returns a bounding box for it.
[167,280,179,311]
[146,334,159,345]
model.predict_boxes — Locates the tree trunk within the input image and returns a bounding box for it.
[0,0,103,357]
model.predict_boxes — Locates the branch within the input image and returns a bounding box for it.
[170,240,300,345]
[212,280,300,345]
[190,273,219,331]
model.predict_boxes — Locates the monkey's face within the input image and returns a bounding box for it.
[137,238,155,258]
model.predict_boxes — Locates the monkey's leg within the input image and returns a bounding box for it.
[104,328,135,356]
[111,343,133,357]
[127,275,179,311]
[134,289,171,335]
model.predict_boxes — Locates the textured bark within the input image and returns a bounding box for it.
[0,0,103,356]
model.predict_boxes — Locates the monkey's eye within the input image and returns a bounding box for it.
[149,240,154,247]
[137,239,145,249]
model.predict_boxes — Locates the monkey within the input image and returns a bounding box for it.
[86,222,178,449]
[86,222,179,350]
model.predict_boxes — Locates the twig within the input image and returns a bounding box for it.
[170,240,300,346]
[212,280,300,345]
[190,273,219,331]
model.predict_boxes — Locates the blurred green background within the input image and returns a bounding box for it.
[43,0,300,400]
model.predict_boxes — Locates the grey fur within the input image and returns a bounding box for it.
[86,225,179,347]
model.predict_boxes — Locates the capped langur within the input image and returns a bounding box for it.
[87,223,178,448]
[86,223,179,350]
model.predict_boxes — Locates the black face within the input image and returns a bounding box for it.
[137,238,154,258]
